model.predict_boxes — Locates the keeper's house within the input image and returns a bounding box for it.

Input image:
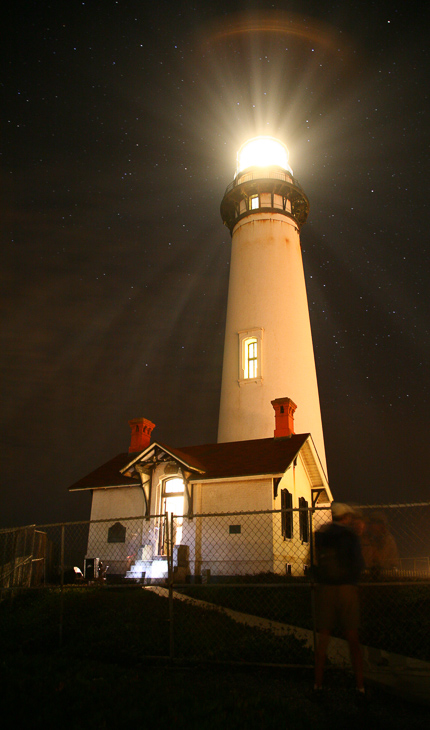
[69,397,332,581]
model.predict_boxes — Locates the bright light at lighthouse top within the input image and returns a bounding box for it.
[237,136,293,175]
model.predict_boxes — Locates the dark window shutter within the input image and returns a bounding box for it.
[299,497,309,543]
[281,489,293,539]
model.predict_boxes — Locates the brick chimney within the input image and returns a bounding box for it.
[128,418,155,453]
[271,397,297,438]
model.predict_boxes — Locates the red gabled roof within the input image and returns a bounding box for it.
[68,434,309,491]
[69,453,140,491]
[167,434,309,481]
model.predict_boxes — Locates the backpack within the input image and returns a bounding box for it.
[316,526,349,583]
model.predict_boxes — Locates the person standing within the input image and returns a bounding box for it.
[314,502,365,697]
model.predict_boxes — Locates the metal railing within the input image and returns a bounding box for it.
[224,168,294,194]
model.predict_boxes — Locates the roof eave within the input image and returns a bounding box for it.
[69,481,140,492]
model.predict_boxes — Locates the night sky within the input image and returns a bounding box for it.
[2,0,429,528]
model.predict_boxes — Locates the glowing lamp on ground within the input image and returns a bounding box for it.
[237,136,293,175]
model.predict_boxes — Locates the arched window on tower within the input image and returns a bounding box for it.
[238,328,263,384]
[246,338,258,378]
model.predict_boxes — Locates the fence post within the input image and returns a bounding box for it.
[59,524,65,648]
[11,529,18,587]
[29,527,36,588]
[166,513,175,660]
[0,531,7,590]
[309,508,317,657]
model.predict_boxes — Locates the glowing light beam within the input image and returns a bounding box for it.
[237,136,292,174]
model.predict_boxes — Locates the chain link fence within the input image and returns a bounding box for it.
[1,503,429,668]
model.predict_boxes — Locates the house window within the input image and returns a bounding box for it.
[229,525,241,534]
[281,489,293,539]
[107,522,126,543]
[250,195,259,210]
[164,477,184,495]
[299,497,309,543]
[162,478,185,519]
[238,328,263,383]
[159,477,185,553]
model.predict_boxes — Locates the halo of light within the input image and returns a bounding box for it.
[237,136,292,174]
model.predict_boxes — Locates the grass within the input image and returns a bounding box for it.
[178,580,430,661]
[1,586,429,729]
[0,585,312,664]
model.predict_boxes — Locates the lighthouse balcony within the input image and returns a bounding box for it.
[221,169,309,232]
[224,166,294,195]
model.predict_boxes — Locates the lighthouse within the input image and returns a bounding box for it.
[71,134,333,574]
[217,136,327,473]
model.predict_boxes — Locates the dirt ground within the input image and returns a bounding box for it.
[2,656,430,729]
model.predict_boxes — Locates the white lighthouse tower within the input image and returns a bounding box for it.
[217,136,327,473]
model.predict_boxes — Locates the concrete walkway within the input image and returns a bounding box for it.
[145,585,430,705]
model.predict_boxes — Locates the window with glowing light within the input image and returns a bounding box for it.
[164,478,184,495]
[238,328,263,383]
[250,195,259,210]
[162,477,184,516]
[159,477,185,552]
[247,339,258,378]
